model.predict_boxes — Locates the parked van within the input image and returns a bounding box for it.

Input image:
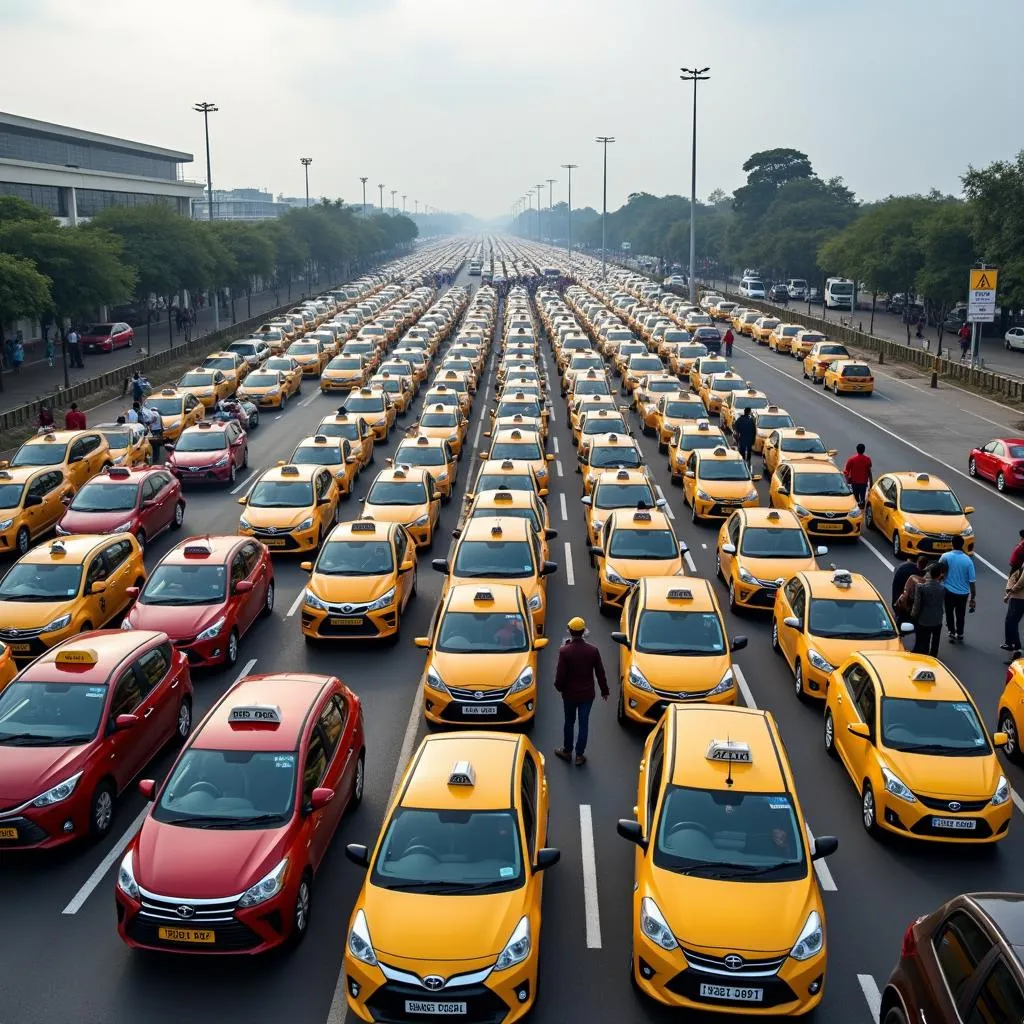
[739,277,766,299]
[786,278,808,300]
[824,277,855,310]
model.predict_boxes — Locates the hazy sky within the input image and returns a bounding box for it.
[2,0,1021,218]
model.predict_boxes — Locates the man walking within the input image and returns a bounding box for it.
[553,617,608,766]
[64,402,86,430]
[893,553,929,625]
[1003,567,1024,663]
[66,327,84,368]
[910,564,946,656]
[843,443,873,507]
[939,536,976,644]
[1009,529,1024,574]
[733,406,756,466]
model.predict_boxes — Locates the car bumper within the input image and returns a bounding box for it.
[730,578,783,610]
[0,793,94,849]
[169,463,235,483]
[801,514,862,538]
[896,531,974,556]
[875,794,1011,843]
[693,496,758,520]
[622,679,735,723]
[171,633,231,667]
[321,378,361,392]
[242,393,284,408]
[369,421,389,441]
[834,383,874,394]
[5,620,81,662]
[297,363,322,377]
[239,524,320,552]
[301,602,399,639]
[425,682,537,725]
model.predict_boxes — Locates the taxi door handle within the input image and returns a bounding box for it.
[836,695,843,704]
[143,707,155,718]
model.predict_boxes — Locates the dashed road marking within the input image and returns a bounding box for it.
[579,804,602,949]
[559,493,568,522]
[733,664,756,709]
[299,388,321,408]
[553,436,560,454]
[857,974,881,1020]
[858,536,895,571]
[684,551,696,573]
[229,468,255,495]
[286,588,306,618]
[564,541,575,586]
[555,460,563,477]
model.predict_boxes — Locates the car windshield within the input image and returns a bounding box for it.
[70,481,138,512]
[472,507,540,532]
[881,697,990,756]
[454,540,534,578]
[636,610,725,654]
[329,357,362,370]
[808,598,897,639]
[582,418,627,437]
[740,527,812,558]
[630,358,663,371]
[793,472,850,496]
[248,480,312,508]
[291,445,343,466]
[594,484,656,510]
[899,488,962,514]
[345,397,383,414]
[757,414,794,430]
[497,402,541,418]
[478,473,532,492]
[0,681,107,745]
[0,562,82,600]
[11,441,68,467]
[590,446,641,469]
[733,397,769,413]
[681,433,725,452]
[147,398,184,416]
[842,366,872,377]
[571,357,603,370]
[437,610,529,653]
[818,346,848,357]
[608,528,678,559]
[0,482,25,509]
[179,373,214,387]
[317,539,393,576]
[574,380,612,396]
[420,412,457,428]
[141,563,227,605]
[154,749,297,826]
[695,329,722,341]
[699,460,750,481]
[367,480,427,505]
[174,431,228,452]
[204,358,235,371]
[711,378,746,392]
[782,436,827,454]
[99,429,133,449]
[664,401,706,419]
[668,336,699,347]
[396,445,445,467]
[290,344,317,355]
[244,373,279,388]
[86,324,115,335]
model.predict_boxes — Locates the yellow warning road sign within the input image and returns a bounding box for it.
[970,269,998,291]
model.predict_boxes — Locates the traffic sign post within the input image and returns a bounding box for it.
[968,267,998,368]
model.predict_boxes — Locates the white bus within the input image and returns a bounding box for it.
[468,259,482,276]
[824,277,855,310]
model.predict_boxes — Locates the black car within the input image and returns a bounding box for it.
[768,284,790,303]
[693,326,722,353]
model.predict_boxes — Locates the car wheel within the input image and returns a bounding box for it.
[892,530,902,559]
[280,395,287,411]
[136,530,146,553]
[770,618,780,652]
[794,661,805,700]
[262,581,275,617]
[172,501,185,529]
[242,447,249,469]
[15,527,30,556]
[968,457,978,477]
[1000,710,1022,764]
[89,780,116,841]
[175,697,192,744]
[349,751,365,810]
[690,498,699,524]
[229,462,237,484]
[289,873,313,949]
[864,504,874,530]
[833,382,840,394]
[225,628,239,668]
[862,783,879,836]
[728,579,738,613]
[998,472,1007,492]
[823,710,837,758]
[715,552,722,579]
[883,1008,908,1024]
[617,687,627,725]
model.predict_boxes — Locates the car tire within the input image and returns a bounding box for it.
[288,872,313,949]
[728,579,738,613]
[229,463,237,485]
[225,628,239,668]
[883,1008,908,1024]
[280,395,287,412]
[715,552,722,580]
[136,530,146,553]
[262,581,275,617]
[794,661,805,701]
[892,530,902,559]
[172,501,185,529]
[15,527,30,556]
[864,504,874,530]
[1000,709,1022,764]
[823,710,837,758]
[617,687,627,725]
[833,382,840,394]
[175,697,192,744]
[243,447,250,469]
[968,457,977,477]
[89,780,116,841]
[998,472,1007,492]
[861,782,879,836]
[349,751,365,810]
[770,619,781,652]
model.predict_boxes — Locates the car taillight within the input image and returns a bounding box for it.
[1008,666,1016,685]
[901,918,925,958]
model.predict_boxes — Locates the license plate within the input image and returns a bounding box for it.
[330,617,362,626]
[462,705,498,715]
[932,816,977,830]
[157,926,215,944]
[817,522,845,531]
[9,643,30,653]
[932,543,952,552]
[699,983,763,1003]
[405,1001,467,1015]
[0,826,18,840]
[263,538,286,547]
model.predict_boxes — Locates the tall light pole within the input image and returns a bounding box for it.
[300,157,312,207]
[193,101,220,331]
[561,163,578,265]
[378,183,385,210]
[402,194,407,214]
[359,176,368,214]
[546,178,556,242]
[535,184,544,241]
[681,66,711,304]
[415,199,419,215]
[596,137,615,278]
[390,189,397,215]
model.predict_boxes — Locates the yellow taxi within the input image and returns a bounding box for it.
[0,641,15,692]
[667,342,711,376]
[202,350,249,391]
[791,330,827,360]
[176,367,234,408]
[591,507,686,614]
[299,519,416,643]
[767,324,805,354]
[288,434,360,499]
[237,369,294,409]
[456,489,556,561]
[720,387,771,433]
[569,395,618,445]
[734,309,763,335]
[689,355,729,392]
[577,409,632,455]
[618,704,835,1016]
[773,569,908,699]
[634,373,685,432]
[652,392,709,451]
[751,405,795,454]
[579,433,645,496]
[394,436,457,502]
[371,372,415,416]
[612,578,744,724]
[717,508,826,612]
[362,465,442,549]
[683,311,714,334]
[0,466,76,556]
[699,371,748,416]
[414,402,468,457]
[802,342,851,384]
[7,429,111,491]
[142,389,205,444]
[997,660,1024,763]
[667,420,728,484]
[315,410,375,471]
[237,463,340,552]
[286,338,330,376]
[96,421,152,467]
[583,468,662,548]
[623,354,668,395]
[434,369,474,414]
[415,583,547,726]
[823,359,875,395]
[0,534,145,662]
[682,446,760,524]
[344,387,396,442]
[264,355,305,396]
[865,471,974,558]
[475,460,547,501]
[483,429,553,492]
[751,316,782,345]
[342,732,558,1023]
[321,353,369,393]
[432,518,556,634]
[770,461,863,539]
[823,652,1010,843]
[761,427,836,477]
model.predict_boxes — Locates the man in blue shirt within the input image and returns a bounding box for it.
[939,536,976,644]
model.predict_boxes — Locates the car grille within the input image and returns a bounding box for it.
[681,947,787,977]
[912,794,990,813]
[0,625,46,639]
[125,916,263,952]
[743,588,778,609]
[708,502,743,517]
[909,816,993,839]
[315,616,383,638]
[652,682,724,700]
[250,528,300,550]
[808,514,855,534]
[667,966,798,1009]
[365,980,509,1024]
[0,816,48,846]
[440,690,519,723]
[138,889,240,923]
[447,684,512,702]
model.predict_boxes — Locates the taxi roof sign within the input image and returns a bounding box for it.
[228,704,283,725]
[448,760,477,787]
[474,589,494,602]
[280,465,300,475]
[633,510,652,521]
[500,460,515,470]
[697,420,710,431]
[832,569,853,588]
[183,543,212,557]
[666,588,693,600]
[912,668,937,683]
[706,739,753,764]
[616,469,631,480]
[313,434,329,444]
[767,510,781,520]
[351,521,376,532]
[50,540,67,556]
[55,648,99,666]
[916,473,930,483]
[493,490,513,502]
[107,467,131,479]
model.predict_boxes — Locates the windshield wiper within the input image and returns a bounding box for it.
[647,647,722,656]
[0,593,64,601]
[899,742,983,756]
[214,813,287,828]
[142,597,214,606]
[162,815,239,828]
[719,862,801,879]
[0,732,57,745]
[667,859,739,878]
[383,880,505,894]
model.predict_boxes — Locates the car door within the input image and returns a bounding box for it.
[153,472,178,533]
[83,435,107,479]
[777,577,804,668]
[300,721,332,867]
[833,662,874,781]
[105,664,155,786]
[22,473,49,540]
[393,528,414,608]
[228,549,257,633]
[987,441,1005,482]
[133,642,178,745]
[719,513,741,580]
[683,452,698,505]
[240,542,266,631]
[102,539,136,618]
[38,470,72,534]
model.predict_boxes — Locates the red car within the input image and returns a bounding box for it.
[115,672,365,953]
[123,535,274,668]
[165,420,248,485]
[0,630,193,849]
[57,466,185,551]
[968,437,1024,492]
[81,322,135,353]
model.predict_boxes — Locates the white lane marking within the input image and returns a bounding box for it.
[857,974,882,1021]
[389,672,424,801]
[977,553,1008,581]
[1013,789,1024,816]
[553,436,560,454]
[958,406,1015,429]
[472,415,484,449]
[858,536,895,571]
[805,826,838,892]
[286,588,306,618]
[555,460,563,478]
[656,485,675,520]
[701,542,708,549]
[684,551,696,573]
[564,541,575,586]
[733,664,756,709]
[233,658,258,686]
[62,804,150,914]
[299,388,321,408]
[559,493,568,522]
[579,804,603,949]
[229,468,254,495]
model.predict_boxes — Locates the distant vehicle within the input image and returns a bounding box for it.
[808,288,823,305]
[468,259,482,276]
[81,322,135,353]
[768,284,790,303]
[738,278,765,299]
[824,277,855,310]
[786,278,808,300]
[1006,327,1024,352]
[542,267,561,280]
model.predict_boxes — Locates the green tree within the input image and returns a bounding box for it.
[0,253,52,392]
[731,148,815,254]
[962,153,1024,307]
[211,222,274,319]
[262,219,308,301]
[0,196,52,227]
[914,201,975,350]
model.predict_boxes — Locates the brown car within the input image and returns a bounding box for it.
[880,891,1024,1024]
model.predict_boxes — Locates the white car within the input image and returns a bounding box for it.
[1005,327,1024,352]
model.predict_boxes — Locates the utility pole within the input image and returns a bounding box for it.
[390,189,397,214]
[546,178,556,242]
[561,163,578,266]
[535,184,544,241]
[193,101,220,331]
[596,137,615,278]
[680,66,711,304]
[415,199,419,215]
[402,194,407,213]
[359,176,368,214]
[378,183,385,210]
[300,157,312,207]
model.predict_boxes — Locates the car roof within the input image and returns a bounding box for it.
[0,465,59,484]
[258,464,320,483]
[474,489,538,508]
[373,465,431,483]
[608,507,673,531]
[22,534,117,564]
[966,894,1024,950]
[737,508,804,529]
[799,569,882,601]
[88,466,164,485]
[775,427,822,439]
[445,581,523,613]
[587,433,638,448]
[461,517,533,541]
[789,459,842,475]
[400,733,522,811]
[19,629,167,684]
[20,429,94,447]
[695,446,745,462]
[180,420,230,436]
[160,535,247,565]
[294,434,344,450]
[885,471,951,491]
[638,575,716,611]
[325,519,396,542]
[863,652,967,700]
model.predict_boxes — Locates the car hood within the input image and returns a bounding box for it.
[243,506,314,530]
[794,493,857,514]
[309,574,395,604]
[633,651,730,693]
[809,634,903,668]
[169,450,228,468]
[430,652,531,692]
[362,503,426,525]
[0,743,89,804]
[606,557,683,581]
[126,601,225,639]
[0,598,75,630]
[60,509,138,534]
[738,554,817,583]
[882,750,1001,800]
[902,513,970,535]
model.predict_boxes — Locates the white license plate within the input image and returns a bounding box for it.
[699,983,763,1002]
[405,1001,467,1015]
[462,705,498,715]
[932,816,977,830]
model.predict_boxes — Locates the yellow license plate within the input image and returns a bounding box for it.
[10,644,30,653]
[157,927,215,944]
[933,542,952,551]
[263,538,286,547]
[817,523,845,531]
[330,617,362,626]
[0,827,18,840]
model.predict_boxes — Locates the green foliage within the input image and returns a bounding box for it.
[962,154,1024,306]
[914,202,975,331]
[0,253,52,330]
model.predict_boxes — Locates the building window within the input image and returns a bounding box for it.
[0,181,67,216]
[75,189,177,217]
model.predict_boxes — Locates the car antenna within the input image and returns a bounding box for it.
[725,738,734,787]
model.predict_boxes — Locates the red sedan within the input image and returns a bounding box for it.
[968,436,1024,492]
[123,535,274,668]
[165,420,248,485]
[115,672,365,953]
[81,322,135,353]
[0,631,193,849]
[57,466,185,551]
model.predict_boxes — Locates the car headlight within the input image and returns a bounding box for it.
[902,523,922,536]
[366,586,396,612]
[695,488,711,501]
[348,908,378,967]
[267,387,280,395]
[303,588,329,612]
[112,455,127,466]
[0,517,14,531]
[213,455,230,468]
[848,508,863,519]
[32,770,83,807]
[881,766,917,803]
[196,616,225,642]
[605,566,627,586]
[590,519,604,533]
[426,666,449,693]
[743,489,758,502]
[495,916,531,971]
[117,849,139,899]
[640,896,677,951]
[790,910,824,961]
[793,504,810,517]
[239,516,252,530]
[121,618,134,630]
[436,471,448,482]
[806,648,835,673]
[738,566,757,585]
[628,664,654,692]
[708,668,735,696]
[239,858,288,908]
[109,519,134,532]
[508,666,534,695]
[412,514,430,527]
[448,433,459,442]
[991,775,1011,806]
[294,517,314,532]
[43,613,72,633]
[962,525,974,538]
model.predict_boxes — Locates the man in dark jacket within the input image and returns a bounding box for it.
[911,564,946,655]
[733,407,756,465]
[554,617,608,766]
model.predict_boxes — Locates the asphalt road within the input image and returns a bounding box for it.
[3,249,1024,1024]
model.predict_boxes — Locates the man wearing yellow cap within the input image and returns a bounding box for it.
[553,616,608,766]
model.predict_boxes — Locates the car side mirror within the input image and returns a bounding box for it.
[847,722,871,740]
[345,843,371,869]
[276,460,286,467]
[993,731,1009,749]
[610,631,630,649]
[541,560,558,576]
[115,713,138,731]
[811,835,839,860]
[141,499,156,510]
[300,561,314,572]
[684,470,695,479]
[655,498,667,508]
[539,488,549,498]
[310,786,335,811]
[234,580,254,594]
[534,848,560,872]
[90,581,107,595]
[69,455,83,464]
[237,496,248,505]
[783,616,801,629]
[731,636,748,652]
[964,506,975,515]
[479,452,488,460]
[900,622,914,634]
[721,543,736,555]
[616,819,647,850]
[431,558,449,573]
[400,559,415,573]
[138,779,156,801]
[125,586,140,600]
[883,500,896,509]
[545,528,558,540]
[546,453,555,462]
[816,546,829,556]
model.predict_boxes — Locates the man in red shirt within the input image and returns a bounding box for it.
[64,403,86,430]
[844,443,872,507]
[1009,529,1024,573]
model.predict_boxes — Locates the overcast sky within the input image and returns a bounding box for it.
[2,0,1021,219]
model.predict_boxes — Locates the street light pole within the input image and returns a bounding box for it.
[193,101,220,332]
[415,199,419,215]
[535,184,544,241]
[546,178,556,242]
[402,194,407,214]
[596,137,615,278]
[680,66,711,304]
[390,189,397,215]
[378,183,385,210]
[359,176,368,214]
[300,157,312,207]
[561,164,578,266]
